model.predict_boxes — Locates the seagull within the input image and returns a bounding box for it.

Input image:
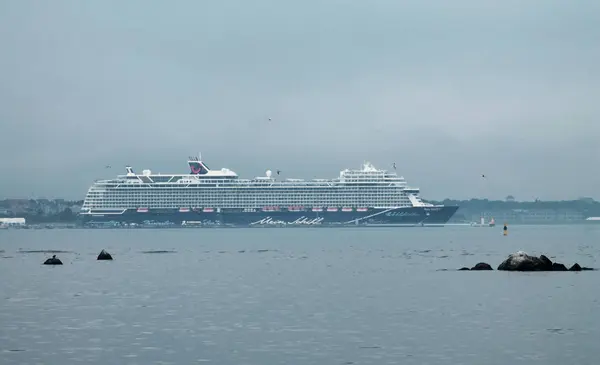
[392,163,396,170]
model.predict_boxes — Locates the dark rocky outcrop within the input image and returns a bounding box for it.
[552,263,568,271]
[497,251,553,271]
[43,255,63,265]
[497,251,594,272]
[570,264,595,271]
[539,255,552,268]
[456,252,595,272]
[97,249,113,260]
[471,262,493,271]
[457,263,493,271]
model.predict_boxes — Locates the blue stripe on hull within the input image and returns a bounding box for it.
[80,206,459,227]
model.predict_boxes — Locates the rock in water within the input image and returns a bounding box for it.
[471,262,493,270]
[497,251,553,271]
[552,263,568,271]
[539,255,553,268]
[43,255,63,265]
[97,249,113,260]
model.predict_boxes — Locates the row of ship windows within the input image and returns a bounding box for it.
[86,191,408,196]
[85,198,408,204]
[84,196,409,202]
[87,190,408,195]
[87,193,403,199]
[93,185,405,190]
[86,189,409,194]
[84,200,410,208]
[123,176,398,182]
[84,196,410,202]
[87,194,403,200]
[86,204,409,209]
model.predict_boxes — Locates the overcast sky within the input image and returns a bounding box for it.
[1,0,599,201]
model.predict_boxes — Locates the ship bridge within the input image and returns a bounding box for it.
[338,162,406,186]
[113,156,238,184]
[187,156,237,178]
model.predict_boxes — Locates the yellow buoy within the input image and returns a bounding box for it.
[503,223,508,236]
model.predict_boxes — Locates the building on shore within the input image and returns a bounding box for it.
[0,217,26,227]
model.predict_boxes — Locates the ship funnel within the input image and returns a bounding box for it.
[189,160,209,175]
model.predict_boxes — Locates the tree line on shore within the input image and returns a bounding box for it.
[428,198,599,214]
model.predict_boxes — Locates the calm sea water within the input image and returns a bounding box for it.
[1,225,599,364]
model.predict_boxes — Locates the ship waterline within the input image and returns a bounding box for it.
[80,155,459,227]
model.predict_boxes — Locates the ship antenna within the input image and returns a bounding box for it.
[199,152,202,161]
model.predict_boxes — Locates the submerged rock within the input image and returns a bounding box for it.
[471,262,493,270]
[97,249,113,260]
[43,255,63,265]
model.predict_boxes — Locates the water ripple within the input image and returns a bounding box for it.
[1,226,600,364]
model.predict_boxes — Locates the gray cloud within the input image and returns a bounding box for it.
[1,0,599,200]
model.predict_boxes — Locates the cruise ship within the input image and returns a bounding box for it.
[80,155,459,227]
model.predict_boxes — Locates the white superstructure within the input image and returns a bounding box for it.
[81,157,434,212]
